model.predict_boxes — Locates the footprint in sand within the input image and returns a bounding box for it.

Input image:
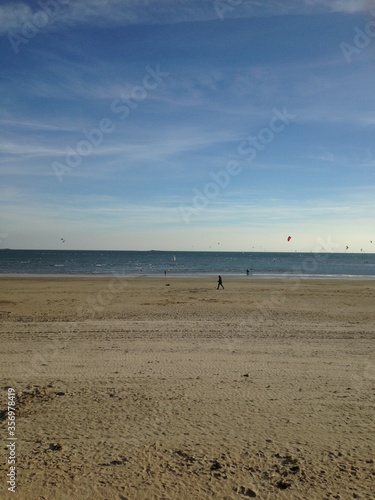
[236,485,257,497]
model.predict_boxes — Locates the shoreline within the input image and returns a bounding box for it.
[1,272,375,280]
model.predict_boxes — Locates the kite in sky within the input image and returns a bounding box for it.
[61,238,65,243]
[287,236,292,242]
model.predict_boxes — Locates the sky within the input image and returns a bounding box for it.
[0,0,375,252]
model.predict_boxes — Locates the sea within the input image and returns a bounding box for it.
[0,249,375,279]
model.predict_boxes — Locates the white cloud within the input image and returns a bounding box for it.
[308,0,375,14]
[0,3,34,35]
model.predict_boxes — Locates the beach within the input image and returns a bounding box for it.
[0,276,374,499]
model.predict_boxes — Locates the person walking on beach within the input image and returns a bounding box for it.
[217,275,224,289]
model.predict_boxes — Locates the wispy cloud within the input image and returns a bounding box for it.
[0,2,35,35]
[309,0,375,14]
[1,0,373,38]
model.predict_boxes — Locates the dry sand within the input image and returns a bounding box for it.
[0,276,374,499]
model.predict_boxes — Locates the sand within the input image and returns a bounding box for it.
[0,276,374,499]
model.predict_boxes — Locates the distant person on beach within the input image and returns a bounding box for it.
[164,270,167,276]
[246,269,249,276]
[217,275,224,289]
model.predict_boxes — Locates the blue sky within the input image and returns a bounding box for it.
[1,0,374,251]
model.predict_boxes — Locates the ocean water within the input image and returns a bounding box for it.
[0,249,375,278]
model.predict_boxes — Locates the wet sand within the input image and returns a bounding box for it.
[0,277,374,499]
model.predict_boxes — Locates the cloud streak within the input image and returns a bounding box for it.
[1,0,373,38]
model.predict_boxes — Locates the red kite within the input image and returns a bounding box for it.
[287,236,292,242]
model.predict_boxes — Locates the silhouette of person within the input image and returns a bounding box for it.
[246,269,249,276]
[217,275,224,289]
